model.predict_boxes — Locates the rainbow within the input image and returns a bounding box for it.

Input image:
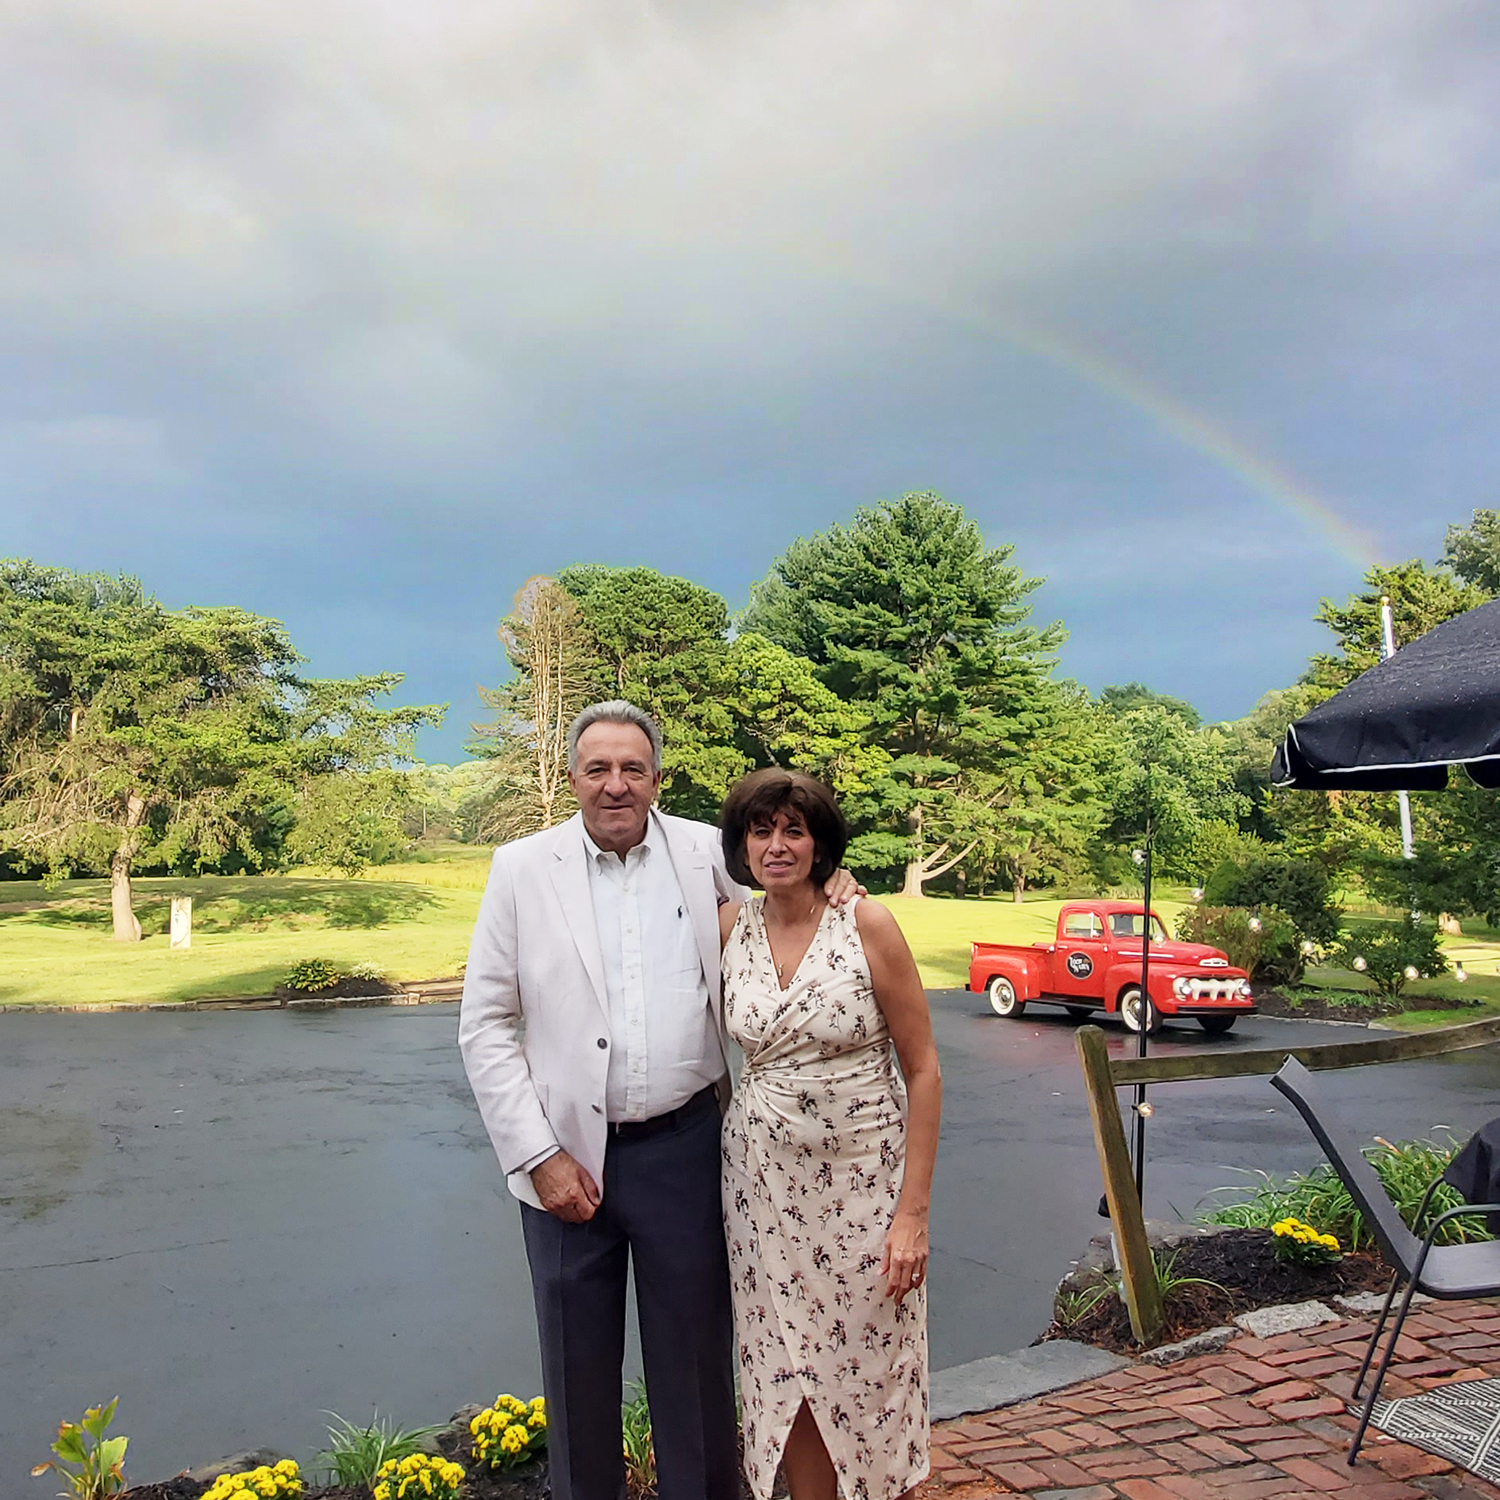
[988,313,1383,572]
[788,239,1384,572]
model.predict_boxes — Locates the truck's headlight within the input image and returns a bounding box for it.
[1239,980,1253,997]
[1173,977,1189,997]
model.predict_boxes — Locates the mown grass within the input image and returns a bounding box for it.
[7,844,1500,1013]
[0,874,480,1007]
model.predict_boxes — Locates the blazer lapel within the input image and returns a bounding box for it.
[549,818,609,1020]
[658,814,723,1002]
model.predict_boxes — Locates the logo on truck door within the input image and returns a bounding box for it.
[1066,951,1094,979]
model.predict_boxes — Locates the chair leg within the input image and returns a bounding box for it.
[1351,1269,1402,1400]
[1348,1277,1422,1466]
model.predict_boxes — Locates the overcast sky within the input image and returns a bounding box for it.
[5,0,1497,761]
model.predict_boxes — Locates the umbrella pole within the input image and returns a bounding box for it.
[1131,770,1152,1202]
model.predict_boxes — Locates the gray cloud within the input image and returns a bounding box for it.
[3,0,1497,755]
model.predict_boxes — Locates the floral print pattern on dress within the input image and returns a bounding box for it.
[722,898,928,1500]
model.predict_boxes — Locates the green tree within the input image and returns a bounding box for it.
[1098,703,1248,881]
[1098,682,1201,729]
[0,560,442,939]
[1308,559,1485,692]
[742,491,1065,895]
[988,683,1112,901]
[559,564,742,819]
[1441,509,1500,595]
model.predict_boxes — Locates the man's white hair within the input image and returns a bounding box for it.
[567,700,663,774]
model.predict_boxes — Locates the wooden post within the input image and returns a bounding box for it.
[1076,1025,1164,1346]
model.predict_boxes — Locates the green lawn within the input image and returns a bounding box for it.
[5,853,1498,1018]
[0,875,480,1007]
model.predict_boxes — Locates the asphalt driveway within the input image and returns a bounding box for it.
[2,997,1495,1482]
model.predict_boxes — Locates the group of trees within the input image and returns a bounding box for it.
[0,561,443,939]
[471,494,1500,917]
[470,492,1253,898]
[9,495,1498,935]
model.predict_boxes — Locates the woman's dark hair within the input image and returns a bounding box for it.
[720,768,848,888]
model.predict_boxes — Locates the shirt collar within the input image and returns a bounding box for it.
[581,811,657,866]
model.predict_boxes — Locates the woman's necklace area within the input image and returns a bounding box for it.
[764,896,821,979]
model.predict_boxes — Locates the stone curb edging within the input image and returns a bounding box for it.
[931,1340,1133,1420]
[0,979,466,1014]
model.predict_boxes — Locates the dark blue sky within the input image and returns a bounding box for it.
[5,1,1497,762]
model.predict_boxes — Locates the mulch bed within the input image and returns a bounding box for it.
[1038,1226,1394,1354]
[1253,983,1479,1023]
[272,976,407,1002]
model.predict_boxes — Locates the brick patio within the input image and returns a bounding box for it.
[918,1298,1500,1499]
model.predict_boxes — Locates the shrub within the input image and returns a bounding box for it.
[1204,856,1342,944]
[1200,1133,1490,1249]
[316,1413,443,1488]
[470,1395,547,1472]
[30,1400,129,1500]
[373,1454,465,1500]
[1174,905,1305,984]
[202,1462,303,1500]
[285,959,343,993]
[1334,917,1447,997]
[347,960,386,982]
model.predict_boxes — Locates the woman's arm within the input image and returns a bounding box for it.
[717,899,742,951]
[855,899,942,1302]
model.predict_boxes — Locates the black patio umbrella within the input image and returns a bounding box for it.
[1271,598,1500,791]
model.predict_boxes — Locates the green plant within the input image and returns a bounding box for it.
[30,1400,128,1500]
[285,958,343,992]
[316,1413,443,1488]
[1200,1134,1491,1249]
[622,1382,656,1498]
[1175,904,1304,984]
[1203,856,1342,944]
[373,1454,465,1500]
[1150,1249,1226,1305]
[347,959,386,982]
[201,1461,303,1500]
[1055,1283,1114,1327]
[1271,1216,1342,1266]
[1334,916,1447,997]
[470,1394,547,1472]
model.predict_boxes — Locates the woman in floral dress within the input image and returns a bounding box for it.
[717,769,942,1500]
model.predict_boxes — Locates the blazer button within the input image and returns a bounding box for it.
[597,1037,608,1049]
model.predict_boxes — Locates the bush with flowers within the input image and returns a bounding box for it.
[201,1459,303,1500]
[470,1394,547,1471]
[1271,1215,1341,1266]
[371,1453,465,1500]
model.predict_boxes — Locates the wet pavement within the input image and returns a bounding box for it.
[2,996,1496,1482]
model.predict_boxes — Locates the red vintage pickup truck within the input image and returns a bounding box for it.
[968,900,1254,1035]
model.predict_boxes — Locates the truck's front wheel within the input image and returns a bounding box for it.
[1118,986,1162,1036]
[988,975,1025,1018]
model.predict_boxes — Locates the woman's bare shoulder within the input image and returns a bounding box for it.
[851,895,903,950]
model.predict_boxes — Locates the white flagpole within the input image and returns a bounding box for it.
[1379,596,1416,861]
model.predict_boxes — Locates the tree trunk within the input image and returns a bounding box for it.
[1013,873,1026,903]
[901,802,926,897]
[110,793,146,942]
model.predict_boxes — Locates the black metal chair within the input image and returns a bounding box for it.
[1269,1056,1500,1465]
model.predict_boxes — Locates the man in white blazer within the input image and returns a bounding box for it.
[464,700,857,1500]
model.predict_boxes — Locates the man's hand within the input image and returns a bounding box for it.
[823,867,868,907]
[531,1151,602,1222]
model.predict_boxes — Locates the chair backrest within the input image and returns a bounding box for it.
[1269,1056,1420,1270]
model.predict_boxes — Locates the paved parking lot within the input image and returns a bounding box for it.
[2,997,1496,1482]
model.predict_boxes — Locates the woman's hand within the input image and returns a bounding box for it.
[881,1208,929,1301]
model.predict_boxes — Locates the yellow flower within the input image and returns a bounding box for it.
[374,1487,391,1500]
[528,1410,546,1429]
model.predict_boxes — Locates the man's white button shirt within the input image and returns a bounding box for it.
[584,813,720,1123]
